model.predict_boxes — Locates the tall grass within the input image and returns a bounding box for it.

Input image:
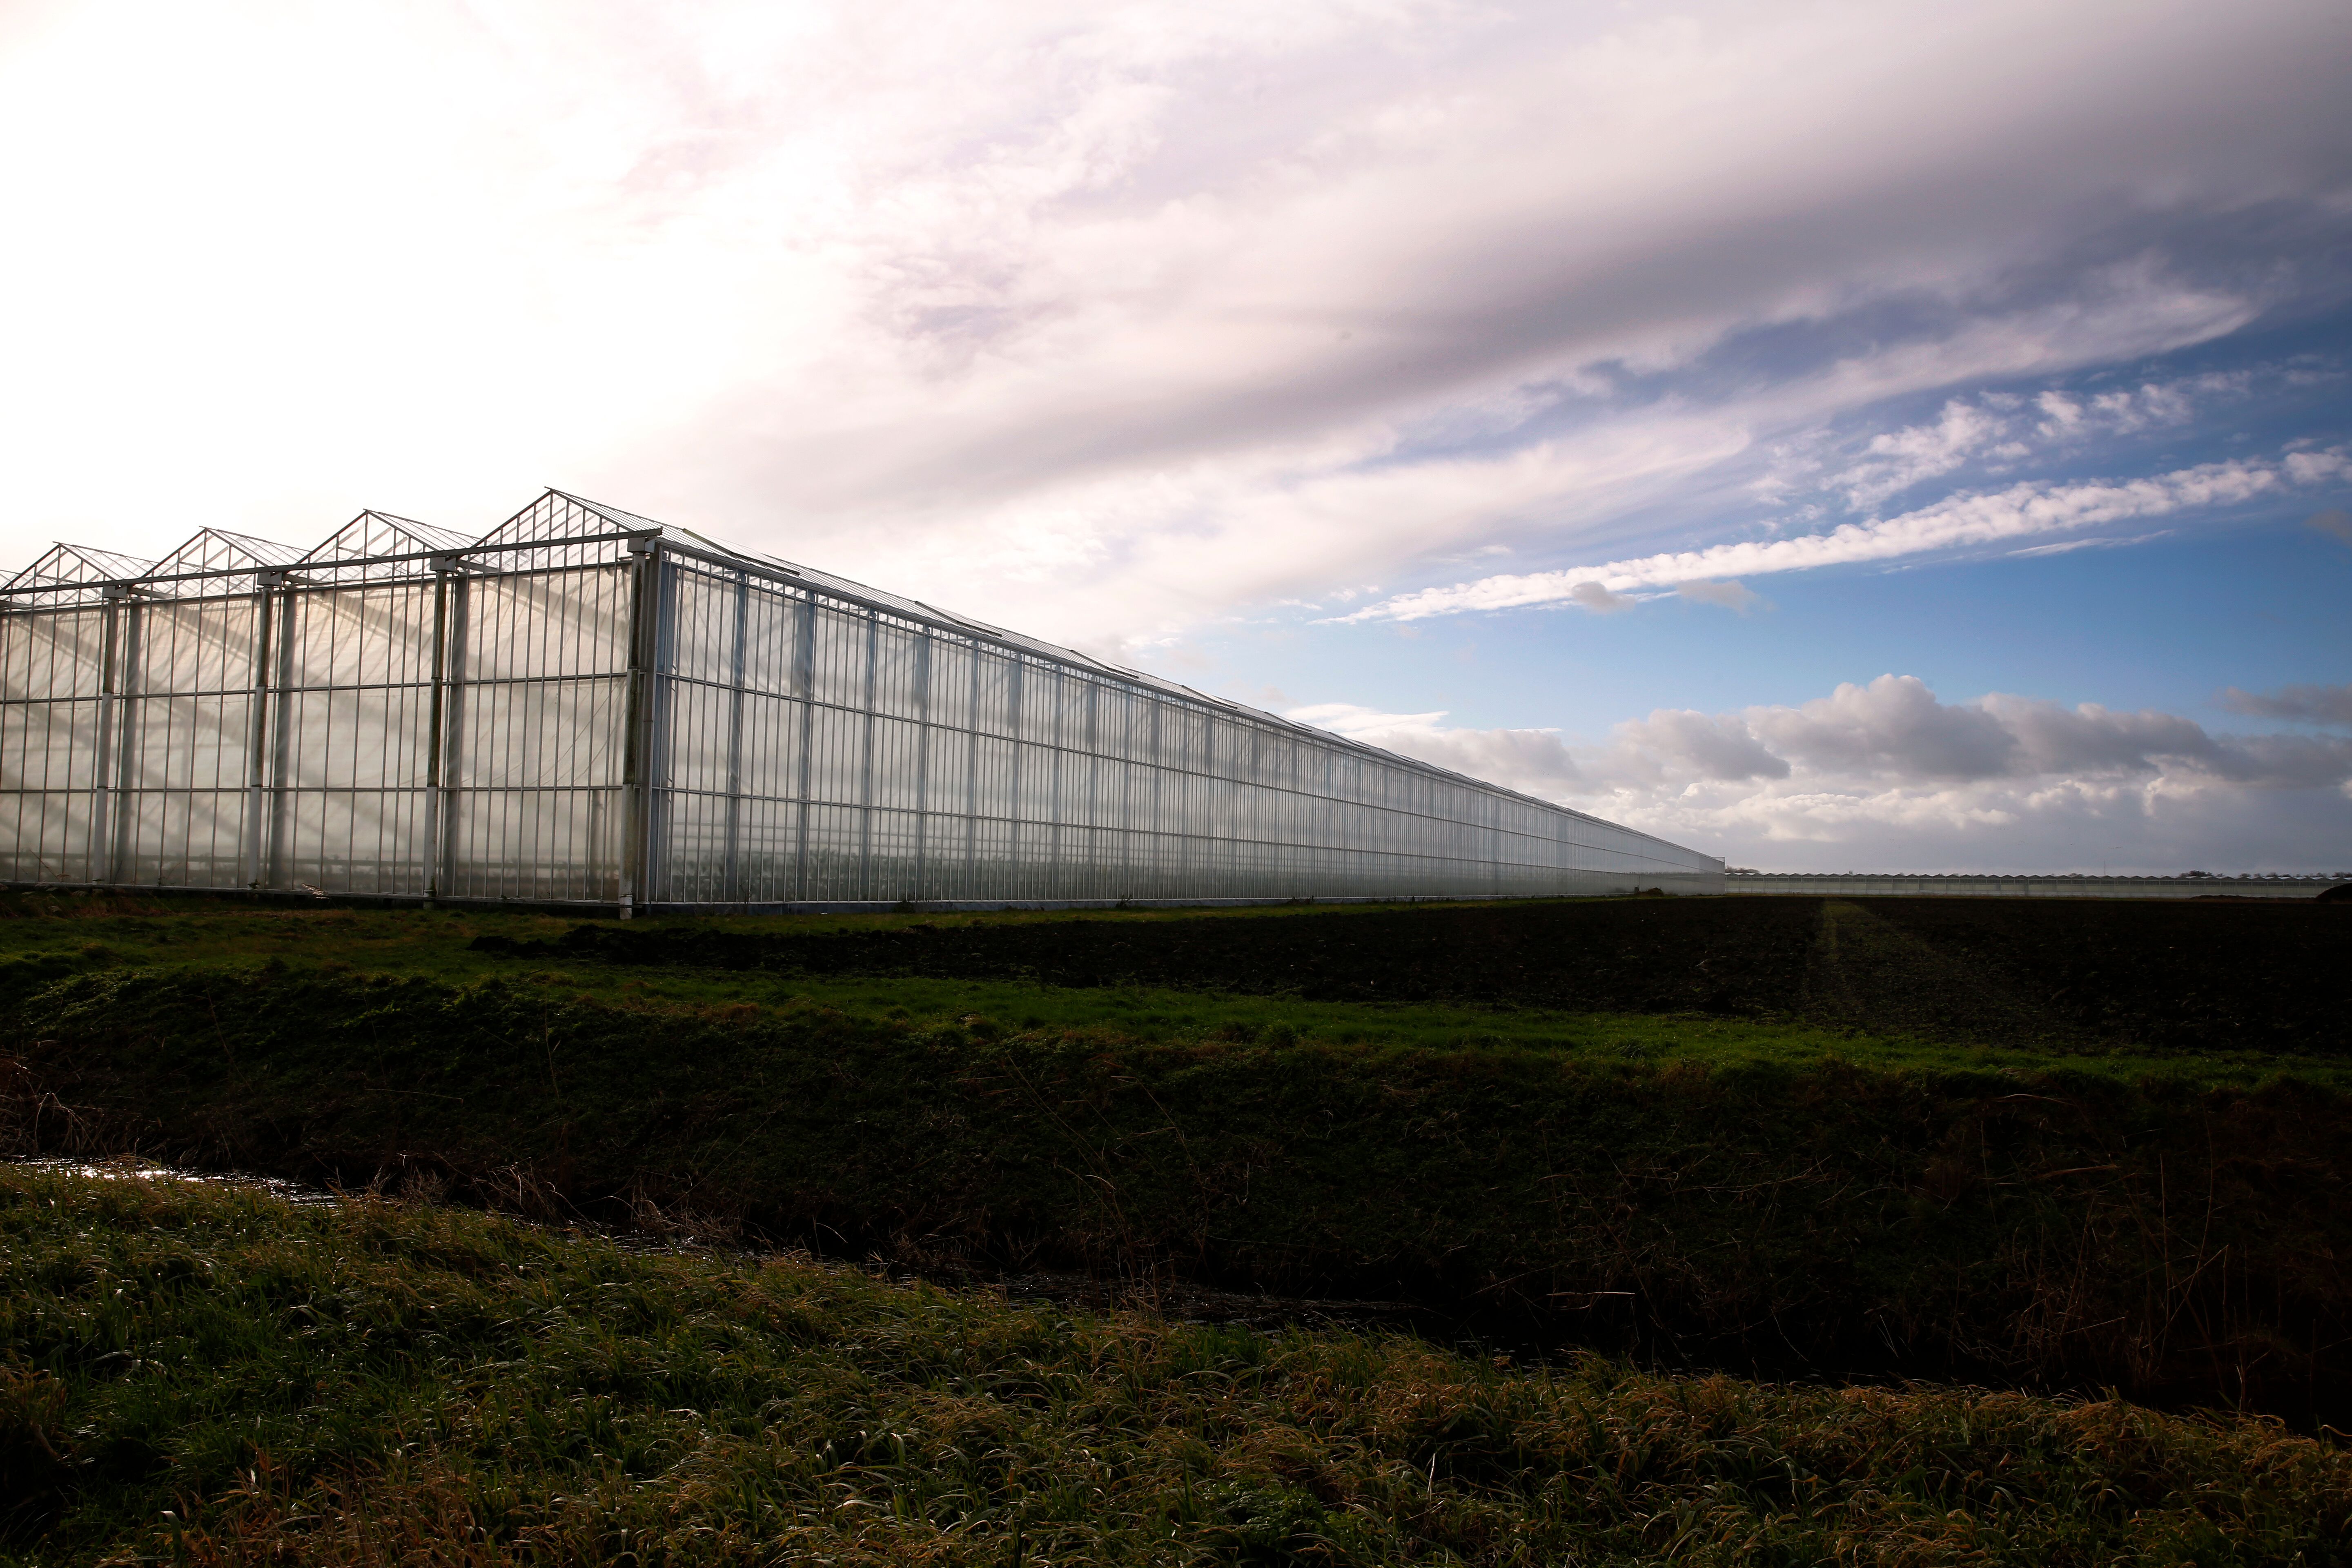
[9,962,2351,1422]
[4,1163,2347,1566]
[0,897,2339,1087]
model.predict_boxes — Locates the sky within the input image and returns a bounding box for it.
[1,0,2348,873]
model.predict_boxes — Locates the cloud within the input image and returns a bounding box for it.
[1301,673,2352,871]
[2006,530,2171,557]
[1676,578,1763,611]
[1671,675,2350,790]
[1831,379,2214,509]
[1286,702,1588,793]
[1345,450,2326,623]
[1367,726,1590,795]
[1839,398,2009,507]
[1283,702,1450,738]
[2310,509,2352,546]
[1610,710,1791,782]
[2221,682,2352,726]
[1748,367,2250,519]
[1568,581,1637,614]
[0,1,2345,657]
[1744,677,2021,780]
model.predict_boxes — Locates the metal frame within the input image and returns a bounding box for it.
[0,490,1725,910]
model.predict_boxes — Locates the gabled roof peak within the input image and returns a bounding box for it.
[3,543,157,593]
[550,490,669,533]
[149,527,305,578]
[302,511,472,564]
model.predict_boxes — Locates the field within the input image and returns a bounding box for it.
[474,892,2348,1067]
[2,889,2348,1564]
[7,1162,2350,1567]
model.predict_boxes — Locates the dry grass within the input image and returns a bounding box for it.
[4,1164,2346,1566]
[10,956,2352,1422]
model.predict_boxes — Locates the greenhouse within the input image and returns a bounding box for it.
[0,491,1723,911]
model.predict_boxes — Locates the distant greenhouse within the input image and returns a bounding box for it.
[0,492,1723,911]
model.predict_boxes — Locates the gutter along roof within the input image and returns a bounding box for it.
[2,488,1692,853]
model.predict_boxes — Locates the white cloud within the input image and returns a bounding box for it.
[1288,706,1589,795]
[1298,674,2352,871]
[2006,530,2171,557]
[1835,378,2212,508]
[1839,398,2007,508]
[1346,450,2326,623]
[2036,391,2086,437]
[0,0,2341,656]
[1283,702,1450,738]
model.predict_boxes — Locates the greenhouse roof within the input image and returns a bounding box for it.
[1,488,1642,837]
[2,489,1264,715]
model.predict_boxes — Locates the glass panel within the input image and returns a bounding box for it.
[741,587,803,698]
[873,624,923,719]
[0,537,1719,908]
[806,706,864,806]
[807,607,868,708]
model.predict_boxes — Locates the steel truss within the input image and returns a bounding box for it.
[0,491,1724,911]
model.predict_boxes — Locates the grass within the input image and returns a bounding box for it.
[4,890,2349,1425]
[5,1161,2347,1567]
[478,892,2345,1059]
[0,895,2341,1088]
[9,955,2351,1423]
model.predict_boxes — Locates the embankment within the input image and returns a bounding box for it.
[6,961,2347,1423]
[478,894,2348,1053]
[12,1164,2348,1566]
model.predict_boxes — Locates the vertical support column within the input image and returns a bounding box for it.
[644,550,679,906]
[238,581,274,890]
[962,641,980,900]
[420,568,449,904]
[721,569,748,904]
[1196,710,1212,899]
[1244,724,1261,898]
[1045,670,1064,900]
[618,538,659,919]
[1492,801,1506,897]
[911,626,931,902]
[437,572,472,902]
[90,592,122,885]
[263,583,299,890]
[1147,701,1165,900]
[106,596,146,886]
[856,609,876,900]
[1004,659,1024,901]
[790,593,816,901]
[1082,681,1099,901]
[1489,804,1501,897]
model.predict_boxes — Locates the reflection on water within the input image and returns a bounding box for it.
[9,1154,1451,1340]
[14,1155,339,1207]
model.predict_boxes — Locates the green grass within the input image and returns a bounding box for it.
[5,1162,2346,1567]
[7,893,2349,1426]
[687,971,2352,1087]
[11,956,2351,1423]
[2,898,2339,1089]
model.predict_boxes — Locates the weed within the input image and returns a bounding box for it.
[6,963,2350,1420]
[4,1163,2348,1566]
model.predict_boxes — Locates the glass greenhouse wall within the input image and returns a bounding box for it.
[0,491,1724,911]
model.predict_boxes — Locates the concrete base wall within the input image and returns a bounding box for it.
[1725,874,2345,900]
[6,867,1727,919]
